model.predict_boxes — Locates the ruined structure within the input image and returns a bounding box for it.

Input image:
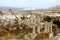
[0,6,60,40]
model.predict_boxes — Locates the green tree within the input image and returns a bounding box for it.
[53,19,60,28]
[53,19,60,25]
[43,16,51,22]
[52,19,60,35]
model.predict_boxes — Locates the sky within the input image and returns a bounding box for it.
[0,0,60,8]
